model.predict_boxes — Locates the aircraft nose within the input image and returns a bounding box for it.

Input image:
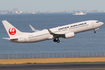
[100,22,104,26]
[101,22,104,25]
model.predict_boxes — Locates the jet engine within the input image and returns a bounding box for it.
[64,32,75,39]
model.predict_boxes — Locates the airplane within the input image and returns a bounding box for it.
[2,20,104,43]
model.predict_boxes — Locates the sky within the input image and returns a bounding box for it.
[0,0,105,11]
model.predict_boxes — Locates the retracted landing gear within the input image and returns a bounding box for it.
[53,38,60,43]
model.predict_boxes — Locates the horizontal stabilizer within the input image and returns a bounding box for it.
[3,37,18,40]
[2,37,10,40]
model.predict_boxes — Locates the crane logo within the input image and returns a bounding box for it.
[9,28,16,35]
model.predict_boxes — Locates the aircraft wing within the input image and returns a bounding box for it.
[47,28,65,38]
[29,24,40,32]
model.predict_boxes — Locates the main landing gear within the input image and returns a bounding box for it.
[53,38,60,43]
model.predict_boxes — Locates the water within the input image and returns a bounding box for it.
[0,13,105,54]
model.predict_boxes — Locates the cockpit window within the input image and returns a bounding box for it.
[96,21,99,23]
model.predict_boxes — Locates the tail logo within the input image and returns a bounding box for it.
[9,28,16,35]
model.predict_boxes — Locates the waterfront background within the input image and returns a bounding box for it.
[0,52,105,59]
[0,13,105,55]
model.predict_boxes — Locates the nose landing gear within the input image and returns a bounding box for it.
[94,29,96,33]
[53,38,60,43]
[94,28,99,33]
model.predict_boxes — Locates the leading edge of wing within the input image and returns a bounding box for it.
[47,28,64,38]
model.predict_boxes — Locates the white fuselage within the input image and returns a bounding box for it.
[9,20,104,43]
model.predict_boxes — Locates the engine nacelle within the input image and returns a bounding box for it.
[65,32,75,39]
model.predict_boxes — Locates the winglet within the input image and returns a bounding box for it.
[47,28,54,35]
[29,24,40,32]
